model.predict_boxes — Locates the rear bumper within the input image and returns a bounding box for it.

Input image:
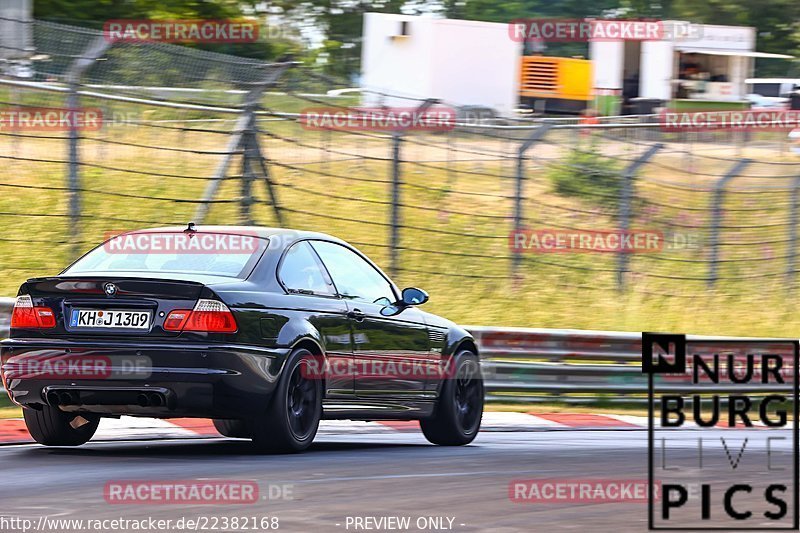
[0,338,291,418]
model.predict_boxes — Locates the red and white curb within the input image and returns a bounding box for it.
[0,412,651,444]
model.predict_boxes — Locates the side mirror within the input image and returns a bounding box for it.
[401,287,428,306]
[379,288,428,317]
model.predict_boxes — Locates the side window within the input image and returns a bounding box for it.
[310,241,395,304]
[279,242,335,296]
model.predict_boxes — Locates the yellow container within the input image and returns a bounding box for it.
[519,56,592,113]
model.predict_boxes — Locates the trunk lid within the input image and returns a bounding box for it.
[17,275,208,338]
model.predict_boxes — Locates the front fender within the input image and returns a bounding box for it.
[445,325,479,358]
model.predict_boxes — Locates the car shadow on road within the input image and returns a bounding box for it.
[17,437,434,458]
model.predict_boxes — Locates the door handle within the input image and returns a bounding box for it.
[347,309,366,322]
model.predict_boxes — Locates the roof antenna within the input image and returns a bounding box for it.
[184,222,197,234]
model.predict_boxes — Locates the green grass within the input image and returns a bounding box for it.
[0,395,20,419]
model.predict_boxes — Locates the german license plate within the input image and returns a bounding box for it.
[70,309,151,329]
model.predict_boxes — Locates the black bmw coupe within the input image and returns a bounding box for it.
[0,226,484,452]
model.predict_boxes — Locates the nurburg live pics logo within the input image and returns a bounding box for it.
[643,333,799,530]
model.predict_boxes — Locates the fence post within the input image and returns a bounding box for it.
[388,99,438,279]
[389,132,403,279]
[616,143,662,290]
[786,174,800,284]
[64,36,111,259]
[194,62,293,224]
[239,109,257,225]
[252,135,285,227]
[10,85,19,158]
[707,159,750,288]
[512,123,552,275]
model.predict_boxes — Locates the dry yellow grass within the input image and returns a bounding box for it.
[1,107,799,337]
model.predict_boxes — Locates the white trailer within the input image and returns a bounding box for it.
[0,0,32,61]
[361,13,522,117]
[0,0,34,79]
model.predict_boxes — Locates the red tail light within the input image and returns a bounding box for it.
[163,299,237,333]
[10,295,56,329]
[163,310,190,331]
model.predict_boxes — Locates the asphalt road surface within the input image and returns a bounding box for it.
[0,428,794,532]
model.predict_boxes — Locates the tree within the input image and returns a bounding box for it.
[34,0,800,77]
[269,0,408,80]
[665,0,800,76]
[33,0,300,61]
[34,0,244,25]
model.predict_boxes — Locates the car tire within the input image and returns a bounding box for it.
[213,419,250,438]
[23,406,99,446]
[420,350,483,446]
[247,348,322,453]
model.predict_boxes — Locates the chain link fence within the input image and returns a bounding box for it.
[1,18,800,328]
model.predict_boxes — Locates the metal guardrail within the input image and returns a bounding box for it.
[470,326,795,403]
[471,325,646,403]
[0,297,12,340]
[0,305,790,403]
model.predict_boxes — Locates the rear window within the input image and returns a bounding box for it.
[64,231,268,278]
